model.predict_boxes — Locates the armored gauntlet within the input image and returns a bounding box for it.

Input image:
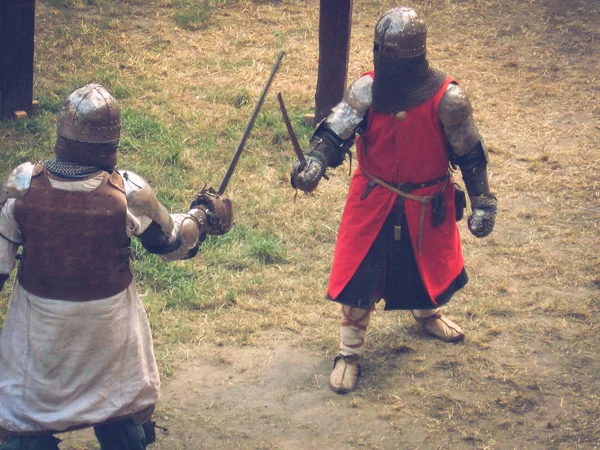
[290,122,353,193]
[468,194,497,238]
[290,153,328,193]
[190,186,233,235]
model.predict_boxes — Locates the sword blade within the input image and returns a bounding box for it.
[218,51,286,195]
[277,91,306,167]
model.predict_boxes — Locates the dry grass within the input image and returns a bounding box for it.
[1,0,599,448]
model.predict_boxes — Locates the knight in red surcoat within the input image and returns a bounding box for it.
[291,7,497,393]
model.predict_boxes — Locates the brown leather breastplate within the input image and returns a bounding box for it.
[14,164,133,301]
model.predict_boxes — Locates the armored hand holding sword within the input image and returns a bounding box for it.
[286,7,497,394]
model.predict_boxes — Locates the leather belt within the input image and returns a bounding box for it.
[360,168,449,255]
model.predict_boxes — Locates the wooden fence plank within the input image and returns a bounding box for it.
[0,0,35,119]
[314,0,353,125]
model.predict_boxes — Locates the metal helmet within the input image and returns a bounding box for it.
[54,84,121,169]
[371,7,446,113]
[374,7,427,58]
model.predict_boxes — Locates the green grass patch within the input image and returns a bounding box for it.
[0,113,55,167]
[173,0,213,31]
[131,240,206,310]
[46,0,111,8]
[131,223,286,311]
[118,108,193,209]
[47,0,82,8]
[247,234,287,264]
[202,224,287,267]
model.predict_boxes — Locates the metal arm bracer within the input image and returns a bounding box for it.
[308,74,373,169]
[307,122,355,169]
[123,170,210,259]
[438,83,495,199]
[453,142,493,199]
[159,207,210,261]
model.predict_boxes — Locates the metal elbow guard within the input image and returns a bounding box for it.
[122,170,181,255]
[123,171,175,235]
[183,207,211,244]
[304,74,370,170]
[159,209,208,261]
[171,213,205,260]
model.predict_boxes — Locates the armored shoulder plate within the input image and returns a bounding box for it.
[120,170,174,236]
[326,74,373,140]
[0,162,35,210]
[439,83,482,157]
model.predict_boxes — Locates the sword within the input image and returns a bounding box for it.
[277,92,306,169]
[217,51,285,195]
[277,91,329,182]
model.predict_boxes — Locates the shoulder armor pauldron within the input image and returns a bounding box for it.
[439,83,481,156]
[120,170,174,236]
[0,162,35,209]
[326,74,373,140]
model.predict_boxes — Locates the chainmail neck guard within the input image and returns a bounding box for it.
[372,54,447,114]
[43,158,105,179]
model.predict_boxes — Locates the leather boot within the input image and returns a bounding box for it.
[414,311,465,342]
[329,354,361,394]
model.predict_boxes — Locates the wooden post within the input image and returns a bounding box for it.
[0,0,36,119]
[313,0,353,126]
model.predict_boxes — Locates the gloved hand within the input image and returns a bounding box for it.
[290,155,327,193]
[190,186,233,235]
[468,194,497,238]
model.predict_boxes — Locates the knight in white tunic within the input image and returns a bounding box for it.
[0,84,233,450]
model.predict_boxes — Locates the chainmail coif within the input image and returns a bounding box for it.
[372,54,447,114]
[43,158,104,179]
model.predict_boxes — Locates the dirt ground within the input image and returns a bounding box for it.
[11,0,600,448]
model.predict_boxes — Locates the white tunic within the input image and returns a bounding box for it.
[0,171,176,434]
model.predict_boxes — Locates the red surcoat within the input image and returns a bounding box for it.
[327,74,465,304]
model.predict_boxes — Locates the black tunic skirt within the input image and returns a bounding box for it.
[330,209,468,311]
